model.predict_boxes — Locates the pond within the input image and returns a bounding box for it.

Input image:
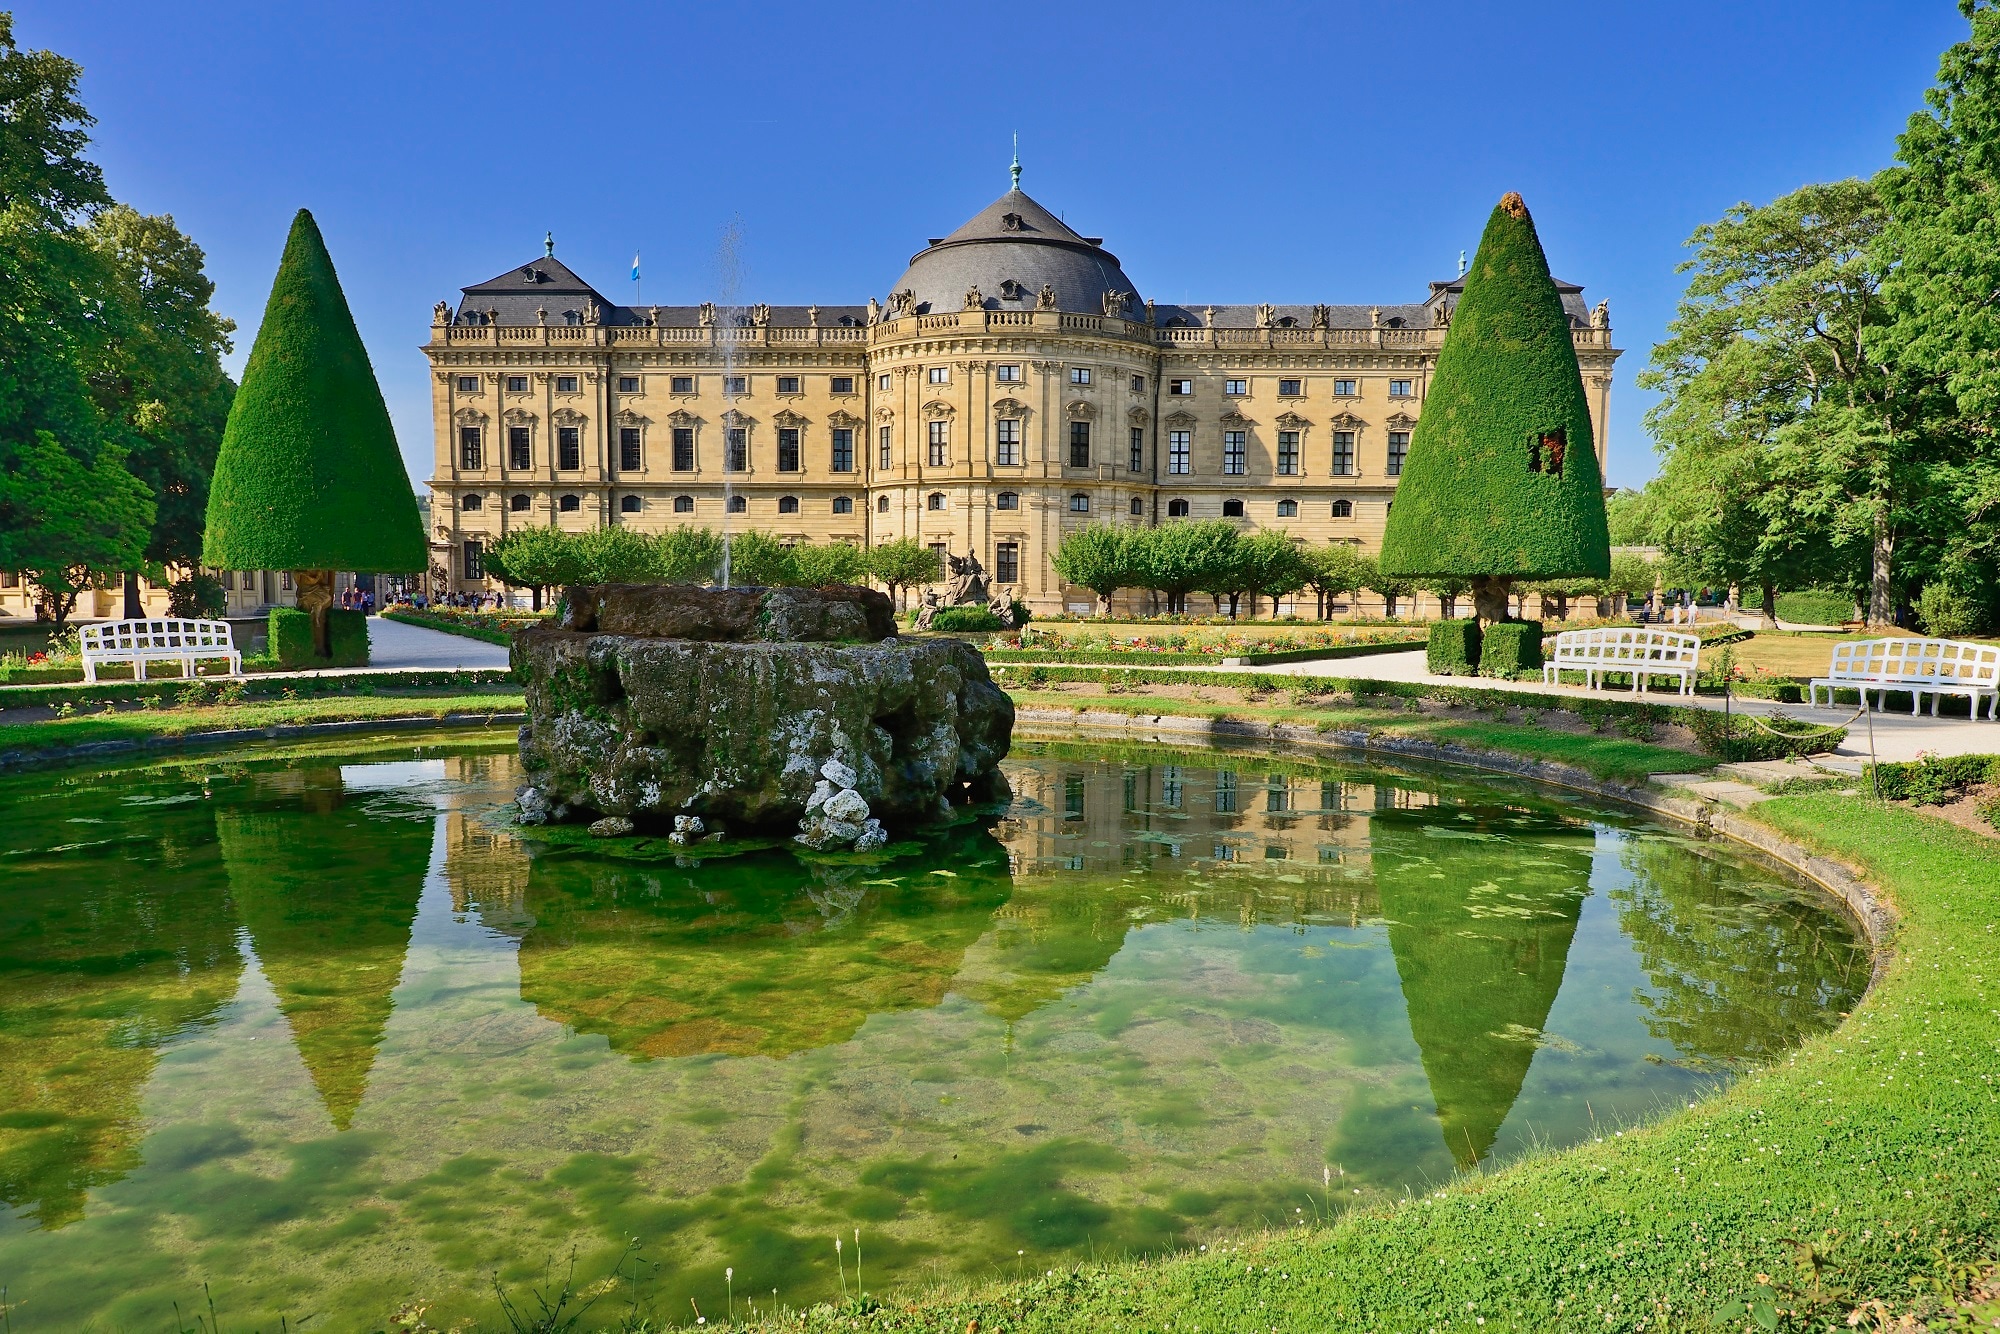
[0,735,1869,1328]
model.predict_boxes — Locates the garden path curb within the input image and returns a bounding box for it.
[0,712,525,774]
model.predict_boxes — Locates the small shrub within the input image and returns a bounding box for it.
[1873,752,1998,805]
[1427,619,1481,676]
[1775,588,1854,626]
[1917,582,1983,638]
[927,606,1004,633]
[1978,791,2000,833]
[1479,620,1544,677]
[270,608,369,668]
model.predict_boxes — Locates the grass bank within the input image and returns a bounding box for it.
[381,606,543,644]
[674,791,1993,1333]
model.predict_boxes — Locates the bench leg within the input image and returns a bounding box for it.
[135,658,147,682]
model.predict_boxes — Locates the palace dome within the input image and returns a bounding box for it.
[888,186,1144,318]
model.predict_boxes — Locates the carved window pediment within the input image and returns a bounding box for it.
[827,409,863,429]
[453,406,488,425]
[551,407,588,427]
[722,408,756,428]
[614,408,650,426]
[922,399,955,419]
[1385,411,1419,430]
[503,407,538,425]
[773,409,810,427]
[1127,407,1150,426]
[1066,400,1097,420]
[1165,409,1199,427]
[1329,411,1367,431]
[1275,411,1311,431]
[992,397,1028,417]
[1219,410,1252,427]
[667,409,701,427]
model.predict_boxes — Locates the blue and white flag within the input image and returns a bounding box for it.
[631,252,641,282]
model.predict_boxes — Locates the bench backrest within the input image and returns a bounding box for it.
[79,619,235,654]
[1826,638,2000,687]
[1551,627,1700,667]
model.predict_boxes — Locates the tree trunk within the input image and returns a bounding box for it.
[1868,511,1895,628]
[294,568,337,658]
[123,571,144,620]
[1470,575,1512,628]
[531,584,544,612]
[1756,582,1777,630]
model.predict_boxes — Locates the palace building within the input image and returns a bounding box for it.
[424,173,1619,616]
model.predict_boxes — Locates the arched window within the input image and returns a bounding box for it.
[1167,499,1190,518]
[620,495,643,514]
[673,495,695,513]
[832,496,853,514]
[1222,499,1245,518]
[558,494,580,512]
[1069,493,1090,513]
[509,493,531,512]
[1276,499,1298,517]
[1331,498,1353,518]
[877,494,890,513]
[778,495,800,514]
[728,495,747,514]
[927,492,946,511]
[1130,497,1144,516]
[461,493,483,511]
[995,491,1019,510]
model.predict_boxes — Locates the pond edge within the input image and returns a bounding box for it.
[0,712,527,774]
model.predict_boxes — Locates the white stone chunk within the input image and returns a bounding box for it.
[823,788,870,823]
[820,758,859,789]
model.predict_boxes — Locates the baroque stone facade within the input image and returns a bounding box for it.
[424,180,1619,616]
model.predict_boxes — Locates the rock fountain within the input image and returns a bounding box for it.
[511,582,1014,850]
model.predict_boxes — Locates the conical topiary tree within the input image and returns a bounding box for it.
[1379,193,1610,625]
[202,209,425,657]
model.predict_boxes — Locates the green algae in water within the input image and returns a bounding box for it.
[0,740,1869,1329]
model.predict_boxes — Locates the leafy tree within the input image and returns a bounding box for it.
[1360,555,1417,619]
[1420,574,1470,619]
[484,526,583,609]
[1238,530,1312,618]
[202,210,424,658]
[1189,525,1252,617]
[1128,520,1237,617]
[1605,489,1663,547]
[790,541,868,588]
[1305,543,1368,620]
[866,537,942,607]
[166,572,226,620]
[724,529,797,587]
[0,431,154,627]
[655,525,723,584]
[1378,193,1611,623]
[1050,525,1132,615]
[574,525,658,583]
[87,205,235,615]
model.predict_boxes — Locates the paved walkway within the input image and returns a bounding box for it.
[364,616,512,670]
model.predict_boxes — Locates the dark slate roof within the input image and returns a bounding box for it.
[1151,303,1437,331]
[888,186,1144,317]
[1426,274,1592,327]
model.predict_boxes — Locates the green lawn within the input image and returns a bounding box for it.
[691,791,1995,1332]
[0,691,524,757]
[1007,687,1710,785]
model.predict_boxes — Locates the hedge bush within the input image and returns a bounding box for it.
[1871,753,1999,804]
[1427,619,1481,675]
[1917,582,1984,638]
[270,607,369,668]
[1479,620,1544,676]
[926,606,1004,633]
[1775,588,1855,626]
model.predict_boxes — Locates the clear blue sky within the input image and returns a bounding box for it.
[25,1,1968,491]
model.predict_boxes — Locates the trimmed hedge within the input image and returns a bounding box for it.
[269,608,369,669]
[1378,193,1610,582]
[1427,619,1481,675]
[987,640,1425,668]
[1871,753,2000,804]
[927,606,1004,633]
[1776,588,1855,626]
[986,662,1845,762]
[0,669,517,713]
[1480,620,1544,676]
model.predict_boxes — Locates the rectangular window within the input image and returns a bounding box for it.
[508,426,531,470]
[462,540,484,581]
[1277,430,1299,475]
[995,542,1019,584]
[280,571,293,591]
[671,375,695,394]
[831,428,854,472]
[996,418,1021,466]
[996,363,1021,382]
[218,570,234,592]
[506,375,529,393]
[1333,378,1356,397]
[617,375,640,393]
[878,373,891,392]
[673,427,695,472]
[556,375,578,393]
[619,427,642,471]
[777,427,801,472]
[1168,379,1193,396]
[557,427,581,471]
[1225,378,1247,396]
[927,420,949,467]
[1332,431,1355,476]
[1068,421,1091,469]
[726,428,747,472]
[831,376,854,394]
[456,375,479,392]
[928,366,949,384]
[878,425,893,469]
[724,375,747,395]
[1278,378,1302,396]
[1169,430,1191,475]
[1223,430,1246,475]
[1129,427,1144,473]
[1070,367,1092,385]
[1130,374,1146,393]
[1387,431,1410,476]
[777,375,801,395]
[1389,379,1413,397]
[459,427,482,470]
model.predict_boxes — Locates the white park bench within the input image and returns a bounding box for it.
[1808,638,1999,720]
[1542,627,1701,697]
[79,619,242,683]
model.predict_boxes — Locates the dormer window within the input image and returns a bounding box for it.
[1001,212,1024,232]
[999,278,1027,301]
